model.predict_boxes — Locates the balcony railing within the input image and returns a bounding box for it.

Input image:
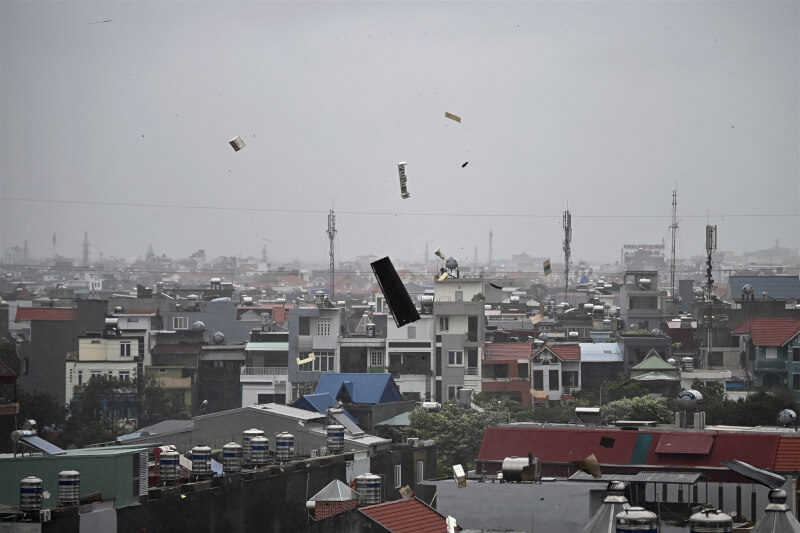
[240,367,288,376]
[465,367,479,376]
[752,359,787,372]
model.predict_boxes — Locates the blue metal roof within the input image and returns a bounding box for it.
[314,373,403,404]
[291,393,359,425]
[578,343,623,362]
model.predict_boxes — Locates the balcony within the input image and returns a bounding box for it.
[752,359,787,372]
[240,367,288,376]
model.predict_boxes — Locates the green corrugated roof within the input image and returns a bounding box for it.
[632,371,681,382]
[631,351,674,371]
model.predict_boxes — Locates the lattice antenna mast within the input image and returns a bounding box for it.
[704,224,717,369]
[327,210,337,302]
[488,230,493,268]
[82,231,90,267]
[670,189,679,302]
[563,210,572,305]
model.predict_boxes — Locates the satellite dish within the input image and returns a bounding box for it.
[211,331,225,344]
[676,389,703,411]
[742,284,754,295]
[538,333,549,343]
[192,321,206,332]
[445,257,458,270]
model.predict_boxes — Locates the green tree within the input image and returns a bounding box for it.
[601,374,650,403]
[402,404,505,477]
[0,339,19,374]
[602,396,674,424]
[61,376,138,447]
[17,390,68,438]
[139,375,190,426]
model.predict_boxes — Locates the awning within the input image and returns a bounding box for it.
[655,433,714,455]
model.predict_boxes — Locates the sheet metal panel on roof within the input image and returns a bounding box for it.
[655,434,714,455]
[579,343,622,362]
[722,459,786,489]
[569,471,704,484]
[244,342,289,351]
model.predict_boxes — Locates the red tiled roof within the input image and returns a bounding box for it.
[730,319,752,335]
[484,342,532,361]
[654,433,714,454]
[14,307,76,322]
[478,427,779,471]
[151,344,203,355]
[746,319,800,347]
[774,437,800,472]
[533,344,581,361]
[359,498,453,533]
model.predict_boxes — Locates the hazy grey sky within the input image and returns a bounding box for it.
[1,1,798,266]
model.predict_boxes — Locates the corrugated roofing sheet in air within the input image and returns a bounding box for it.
[655,434,714,455]
[569,470,704,484]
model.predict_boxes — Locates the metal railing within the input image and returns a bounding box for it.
[240,366,288,376]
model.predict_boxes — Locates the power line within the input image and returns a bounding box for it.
[2,197,798,220]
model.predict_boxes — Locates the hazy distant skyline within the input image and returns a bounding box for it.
[1,1,798,266]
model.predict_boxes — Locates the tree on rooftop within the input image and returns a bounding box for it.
[601,396,673,424]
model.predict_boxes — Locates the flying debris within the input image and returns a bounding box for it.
[88,19,113,24]
[461,161,469,168]
[229,136,246,152]
[444,112,462,123]
[397,161,410,199]
[296,353,316,366]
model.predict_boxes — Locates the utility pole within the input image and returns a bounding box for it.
[488,230,493,268]
[327,210,336,302]
[704,225,717,369]
[563,210,572,305]
[669,189,679,308]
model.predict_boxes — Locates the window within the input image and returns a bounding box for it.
[794,348,800,363]
[533,370,543,390]
[173,316,188,330]
[78,370,83,386]
[549,369,559,391]
[394,464,402,488]
[159,368,167,373]
[298,352,313,372]
[448,385,458,401]
[407,326,416,339]
[138,337,145,356]
[447,350,463,366]
[120,342,132,357]
[313,351,334,372]
[91,371,102,380]
[416,460,424,483]
[370,350,384,367]
[127,317,139,323]
[794,374,800,391]
[316,319,331,336]
[439,317,449,332]
[299,317,310,335]
[455,290,463,302]
[766,347,778,359]
[119,371,130,381]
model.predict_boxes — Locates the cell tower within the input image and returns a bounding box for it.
[82,231,90,267]
[563,210,572,304]
[669,189,679,302]
[704,224,717,369]
[424,242,430,275]
[327,210,336,302]
[52,233,56,260]
[488,230,493,268]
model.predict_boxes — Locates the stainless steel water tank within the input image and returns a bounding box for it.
[19,477,43,512]
[191,445,212,477]
[275,432,294,462]
[355,473,381,505]
[326,425,344,455]
[222,442,242,473]
[159,450,180,484]
[251,436,268,466]
[58,470,80,507]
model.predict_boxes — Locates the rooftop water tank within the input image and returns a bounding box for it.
[688,508,733,533]
[778,409,797,427]
[222,442,242,473]
[681,357,695,371]
[58,470,80,507]
[19,477,43,512]
[355,473,382,505]
[275,432,294,462]
[615,506,658,532]
[159,450,180,484]
[251,436,269,467]
[677,389,703,411]
[326,425,344,455]
[501,456,541,483]
[242,428,264,464]
[191,445,212,478]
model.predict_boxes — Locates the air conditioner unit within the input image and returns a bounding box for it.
[406,438,420,447]
[39,509,51,522]
[310,449,319,457]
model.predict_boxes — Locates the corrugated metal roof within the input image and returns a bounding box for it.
[315,373,403,404]
[655,434,714,454]
[579,343,622,362]
[570,471,704,484]
[631,353,674,371]
[14,307,76,321]
[309,479,360,502]
[728,275,800,301]
[245,342,289,351]
[774,437,800,472]
[359,497,452,533]
[722,459,786,489]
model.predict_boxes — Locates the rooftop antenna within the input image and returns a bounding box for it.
[82,231,90,267]
[488,230,493,268]
[704,224,717,369]
[327,209,336,302]
[563,210,572,305]
[52,233,56,260]
[669,189,679,303]
[424,241,430,276]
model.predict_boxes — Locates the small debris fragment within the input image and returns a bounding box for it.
[444,112,461,123]
[398,161,410,199]
[461,161,468,168]
[229,136,246,152]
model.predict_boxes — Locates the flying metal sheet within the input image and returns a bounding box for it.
[229,136,246,151]
[444,112,461,123]
[296,353,316,365]
[397,161,410,199]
